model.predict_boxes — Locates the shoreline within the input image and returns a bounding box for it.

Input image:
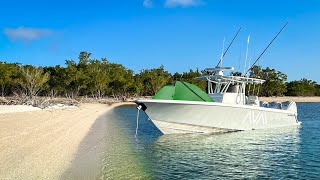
[62,102,143,179]
[259,96,320,102]
[0,102,134,179]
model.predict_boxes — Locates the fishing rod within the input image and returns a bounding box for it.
[216,27,241,67]
[245,22,288,76]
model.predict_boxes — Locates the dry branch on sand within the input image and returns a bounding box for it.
[0,96,136,109]
[0,97,80,109]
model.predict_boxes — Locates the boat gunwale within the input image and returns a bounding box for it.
[135,99,296,114]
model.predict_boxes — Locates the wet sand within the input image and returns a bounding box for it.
[0,102,133,179]
[62,103,150,179]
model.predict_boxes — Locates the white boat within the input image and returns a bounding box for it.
[135,67,301,134]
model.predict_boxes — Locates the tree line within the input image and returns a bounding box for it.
[0,51,319,98]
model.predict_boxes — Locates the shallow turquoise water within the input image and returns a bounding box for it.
[104,103,320,179]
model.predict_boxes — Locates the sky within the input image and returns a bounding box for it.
[1,0,320,82]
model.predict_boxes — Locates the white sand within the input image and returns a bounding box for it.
[0,102,133,179]
[0,104,78,114]
[0,105,41,114]
[259,96,320,102]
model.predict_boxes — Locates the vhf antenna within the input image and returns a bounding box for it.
[243,35,250,75]
[245,22,288,76]
[216,27,241,67]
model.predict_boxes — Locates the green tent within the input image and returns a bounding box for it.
[152,81,214,102]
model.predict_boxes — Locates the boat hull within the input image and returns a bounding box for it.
[136,99,300,134]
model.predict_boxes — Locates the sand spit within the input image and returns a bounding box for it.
[0,102,133,179]
[259,96,320,102]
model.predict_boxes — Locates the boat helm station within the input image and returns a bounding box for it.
[195,66,296,113]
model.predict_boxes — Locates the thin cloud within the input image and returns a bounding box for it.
[143,0,153,8]
[165,0,204,7]
[4,27,53,41]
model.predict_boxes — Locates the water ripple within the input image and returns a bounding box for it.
[102,103,320,179]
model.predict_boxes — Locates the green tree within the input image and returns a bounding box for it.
[63,53,91,98]
[178,69,206,91]
[250,66,287,96]
[0,62,21,96]
[43,65,68,97]
[137,66,173,96]
[107,63,136,97]
[85,58,109,98]
[78,51,91,65]
[286,78,317,96]
[315,84,320,96]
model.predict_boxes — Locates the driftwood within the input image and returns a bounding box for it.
[0,94,140,109]
[0,97,80,109]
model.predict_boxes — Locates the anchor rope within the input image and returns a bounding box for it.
[135,105,142,138]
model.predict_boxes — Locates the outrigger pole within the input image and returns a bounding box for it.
[216,27,241,67]
[245,22,288,76]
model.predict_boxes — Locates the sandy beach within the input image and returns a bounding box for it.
[0,102,133,179]
[259,96,320,102]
